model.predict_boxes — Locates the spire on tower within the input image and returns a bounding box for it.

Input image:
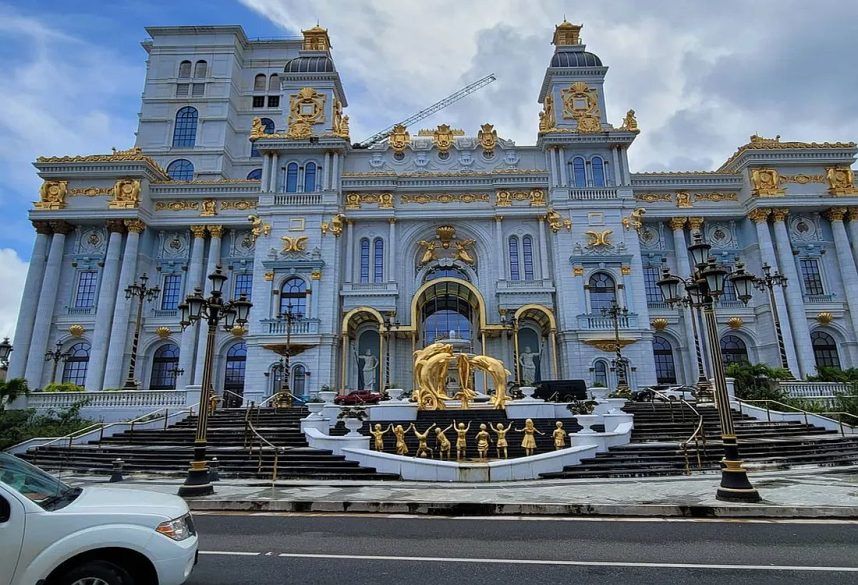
[552,19,582,46]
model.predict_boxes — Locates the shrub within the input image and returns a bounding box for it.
[726,362,790,402]
[0,378,30,409]
[0,402,93,450]
[42,382,85,393]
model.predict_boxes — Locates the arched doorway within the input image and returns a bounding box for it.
[62,342,91,387]
[513,304,559,383]
[812,331,840,369]
[224,341,247,407]
[652,336,677,384]
[150,343,180,390]
[720,335,749,366]
[341,307,385,392]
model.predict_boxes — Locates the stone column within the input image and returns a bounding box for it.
[102,220,145,389]
[193,225,223,384]
[261,153,272,192]
[495,216,505,279]
[85,220,127,391]
[388,218,396,283]
[270,153,279,192]
[558,148,568,187]
[669,217,700,384]
[8,222,52,380]
[826,207,858,341]
[611,147,621,187]
[549,148,559,187]
[332,152,340,192]
[345,219,355,283]
[771,209,816,377]
[537,217,550,280]
[847,209,858,273]
[320,152,330,191]
[749,209,799,374]
[620,147,631,186]
[178,226,208,388]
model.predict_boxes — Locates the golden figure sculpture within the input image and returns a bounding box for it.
[434,425,453,460]
[415,344,454,410]
[454,354,477,409]
[515,418,545,457]
[476,424,492,460]
[370,423,391,451]
[392,424,409,456]
[622,208,646,231]
[538,94,555,132]
[454,239,476,264]
[247,214,271,243]
[467,355,511,409]
[410,423,436,458]
[553,421,567,450]
[492,423,511,459]
[620,109,640,133]
[453,420,471,461]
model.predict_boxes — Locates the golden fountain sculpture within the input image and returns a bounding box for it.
[412,343,512,410]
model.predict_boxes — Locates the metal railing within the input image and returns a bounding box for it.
[735,399,858,437]
[243,403,281,482]
[649,387,707,474]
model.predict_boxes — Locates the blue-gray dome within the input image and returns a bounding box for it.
[284,55,334,74]
[550,50,602,68]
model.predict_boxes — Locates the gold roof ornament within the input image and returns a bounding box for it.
[286,87,325,140]
[718,134,857,172]
[552,19,583,46]
[826,167,857,196]
[538,94,556,133]
[750,168,785,197]
[388,124,411,154]
[727,317,744,330]
[560,81,602,133]
[332,96,350,139]
[651,318,668,331]
[302,24,331,51]
[477,123,498,153]
[817,311,834,325]
[155,326,171,339]
[68,324,86,338]
[432,124,455,154]
[620,109,640,133]
[35,180,68,210]
[108,179,141,209]
[416,225,476,267]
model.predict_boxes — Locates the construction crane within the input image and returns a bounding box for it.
[357,73,497,148]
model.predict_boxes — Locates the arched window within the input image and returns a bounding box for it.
[589,272,617,312]
[508,236,520,281]
[304,162,317,192]
[178,60,192,78]
[61,342,90,387]
[250,118,275,158]
[593,360,608,387]
[424,266,470,282]
[224,342,247,401]
[279,277,307,317]
[359,238,370,284]
[592,157,606,187]
[172,106,198,148]
[268,74,280,91]
[150,343,180,390]
[292,364,307,396]
[652,336,677,384]
[812,331,841,369]
[254,73,267,91]
[166,159,194,181]
[373,238,384,283]
[246,168,263,181]
[522,235,534,281]
[285,162,299,192]
[571,156,586,187]
[193,60,207,78]
[720,335,749,366]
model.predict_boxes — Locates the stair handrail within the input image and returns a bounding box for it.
[258,390,308,408]
[244,402,281,483]
[649,387,706,474]
[735,398,858,437]
[220,388,246,408]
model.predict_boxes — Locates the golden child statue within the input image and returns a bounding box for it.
[476,423,492,460]
[453,420,471,461]
[492,422,511,459]
[410,423,436,458]
[392,424,409,456]
[370,423,391,452]
[514,418,545,457]
[553,421,567,451]
[434,425,453,460]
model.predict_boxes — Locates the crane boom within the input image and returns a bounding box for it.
[358,73,497,148]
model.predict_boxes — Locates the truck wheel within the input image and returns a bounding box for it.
[58,560,133,585]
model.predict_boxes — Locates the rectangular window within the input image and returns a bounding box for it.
[175,83,189,97]
[74,271,98,308]
[800,258,825,296]
[267,95,280,108]
[252,95,265,108]
[234,273,253,301]
[643,266,663,304]
[161,274,183,310]
[191,83,205,97]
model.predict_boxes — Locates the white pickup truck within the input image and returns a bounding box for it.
[0,452,197,585]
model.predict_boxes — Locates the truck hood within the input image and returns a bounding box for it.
[56,486,189,522]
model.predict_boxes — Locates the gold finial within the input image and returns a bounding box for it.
[302,24,331,51]
[553,19,582,46]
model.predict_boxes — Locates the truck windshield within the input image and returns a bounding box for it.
[0,452,79,510]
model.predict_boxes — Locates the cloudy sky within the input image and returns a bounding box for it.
[0,0,857,339]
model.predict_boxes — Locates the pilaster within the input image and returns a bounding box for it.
[669,217,700,383]
[178,226,208,388]
[825,208,858,343]
[193,225,223,384]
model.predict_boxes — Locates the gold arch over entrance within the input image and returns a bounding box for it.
[340,306,386,391]
[513,304,559,382]
[405,277,489,333]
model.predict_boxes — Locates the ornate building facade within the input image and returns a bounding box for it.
[8,21,858,404]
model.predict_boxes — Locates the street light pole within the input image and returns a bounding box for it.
[751,262,791,376]
[122,274,161,389]
[177,266,252,497]
[602,300,630,394]
[44,341,70,384]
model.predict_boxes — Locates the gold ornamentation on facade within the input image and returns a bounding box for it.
[477,123,498,153]
[584,229,613,248]
[69,187,112,197]
[530,189,546,206]
[207,225,224,238]
[825,207,848,222]
[287,87,326,140]
[189,225,207,238]
[538,94,556,133]
[417,225,476,267]
[388,124,411,154]
[310,269,322,280]
[750,168,785,197]
[719,134,858,172]
[200,199,217,216]
[264,272,274,281]
[620,109,640,133]
[249,117,267,140]
[68,324,85,338]
[37,147,168,178]
[401,192,489,205]
[622,208,646,231]
[552,19,583,46]
[621,265,631,275]
[345,192,394,209]
[302,24,332,51]
[154,200,199,212]
[583,338,636,352]
[675,191,692,208]
[727,317,744,330]
[817,311,834,325]
[546,209,572,232]
[780,173,825,185]
[281,235,309,253]
[651,318,669,331]
[332,96,350,139]
[155,326,171,339]
[430,124,455,153]
[668,217,687,231]
[572,265,584,277]
[321,214,344,236]
[220,199,257,211]
[747,208,770,223]
[230,325,248,337]
[635,192,672,203]
[109,179,141,209]
[124,219,146,234]
[35,180,68,210]
[342,168,545,178]
[560,81,602,133]
[826,167,857,196]
[770,208,789,223]
[687,217,704,232]
[695,192,738,202]
[247,215,271,243]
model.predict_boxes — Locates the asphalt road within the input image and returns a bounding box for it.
[187,513,858,585]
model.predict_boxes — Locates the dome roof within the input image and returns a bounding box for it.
[284,55,334,74]
[550,50,602,68]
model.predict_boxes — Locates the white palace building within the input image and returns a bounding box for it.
[8,21,858,407]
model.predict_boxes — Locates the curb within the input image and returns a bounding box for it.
[186,499,858,519]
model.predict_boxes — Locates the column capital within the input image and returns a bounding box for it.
[49,220,74,235]
[825,207,848,222]
[207,225,224,238]
[189,225,208,238]
[124,219,146,233]
[106,219,127,234]
[32,220,53,234]
[388,217,396,224]
[747,208,770,223]
[687,217,704,232]
[668,217,687,231]
[770,208,790,222]
[847,208,858,222]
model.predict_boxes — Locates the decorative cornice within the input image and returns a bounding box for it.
[36,146,169,178]
[400,192,490,205]
[49,220,74,235]
[719,135,857,172]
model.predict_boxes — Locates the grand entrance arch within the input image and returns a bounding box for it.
[340,307,385,392]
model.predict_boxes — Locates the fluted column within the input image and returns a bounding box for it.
[847,209,858,273]
[549,148,559,187]
[669,217,700,383]
[8,222,52,380]
[558,148,568,186]
[193,225,223,384]
[261,153,272,192]
[178,226,207,388]
[331,152,339,191]
[345,220,354,283]
[102,220,145,389]
[387,218,396,283]
[269,153,279,192]
[495,216,505,278]
[537,217,550,279]
[749,209,799,374]
[85,221,127,390]
[771,209,816,377]
[826,207,858,341]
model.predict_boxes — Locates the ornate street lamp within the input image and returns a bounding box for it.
[122,273,161,389]
[0,338,12,370]
[276,302,303,402]
[178,266,252,497]
[44,341,71,384]
[383,312,399,391]
[658,234,760,502]
[601,300,630,394]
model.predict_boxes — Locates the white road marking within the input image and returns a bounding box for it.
[273,552,858,572]
[199,551,261,556]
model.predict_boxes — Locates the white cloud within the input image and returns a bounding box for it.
[0,248,27,339]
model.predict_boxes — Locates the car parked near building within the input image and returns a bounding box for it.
[334,390,384,405]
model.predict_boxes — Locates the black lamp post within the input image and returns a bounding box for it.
[122,273,161,389]
[658,234,760,502]
[0,338,12,370]
[661,269,712,400]
[383,312,398,391]
[601,300,630,394]
[277,302,303,403]
[177,266,252,497]
[44,341,71,384]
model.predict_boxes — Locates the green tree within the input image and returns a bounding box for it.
[0,378,30,410]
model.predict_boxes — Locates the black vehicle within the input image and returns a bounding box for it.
[533,380,588,402]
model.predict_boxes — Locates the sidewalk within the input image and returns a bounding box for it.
[65,465,858,518]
